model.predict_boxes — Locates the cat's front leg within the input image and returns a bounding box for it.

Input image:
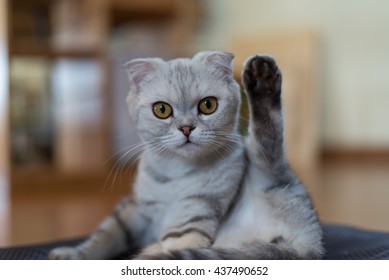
[49,197,147,260]
[133,243,163,259]
[49,217,128,260]
[242,55,292,182]
[135,233,213,260]
[136,214,216,259]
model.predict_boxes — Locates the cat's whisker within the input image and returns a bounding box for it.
[102,146,134,167]
[109,152,137,191]
[122,141,158,174]
[108,143,146,177]
[207,139,234,160]
[103,138,164,192]
[239,115,249,122]
[102,144,145,191]
[122,137,171,175]
[214,131,277,175]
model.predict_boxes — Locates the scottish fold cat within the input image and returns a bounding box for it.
[49,51,323,259]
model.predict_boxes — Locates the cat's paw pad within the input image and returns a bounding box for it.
[242,55,282,97]
[48,247,86,260]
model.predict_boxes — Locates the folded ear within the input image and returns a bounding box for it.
[193,51,235,82]
[123,58,161,92]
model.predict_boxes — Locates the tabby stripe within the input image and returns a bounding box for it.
[81,233,104,247]
[184,194,223,220]
[270,236,285,244]
[162,227,214,243]
[111,211,133,247]
[264,179,297,193]
[175,215,216,229]
[139,199,158,206]
[139,211,152,224]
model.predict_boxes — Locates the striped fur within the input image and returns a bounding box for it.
[140,242,320,260]
[48,53,323,260]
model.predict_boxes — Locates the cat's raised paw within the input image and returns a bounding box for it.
[48,247,86,260]
[242,55,282,102]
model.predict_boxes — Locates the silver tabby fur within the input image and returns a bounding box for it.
[49,51,323,260]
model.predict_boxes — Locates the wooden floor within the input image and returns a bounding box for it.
[1,158,389,247]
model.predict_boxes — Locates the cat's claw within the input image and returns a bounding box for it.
[48,247,86,260]
[242,55,282,101]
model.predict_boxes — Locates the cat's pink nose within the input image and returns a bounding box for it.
[180,126,195,137]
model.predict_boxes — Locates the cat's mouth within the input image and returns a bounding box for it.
[179,138,197,148]
[183,140,193,146]
[174,136,201,153]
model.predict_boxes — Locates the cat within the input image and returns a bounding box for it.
[49,51,324,260]
[49,51,246,259]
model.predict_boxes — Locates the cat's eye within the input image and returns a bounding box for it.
[198,96,218,115]
[153,102,173,119]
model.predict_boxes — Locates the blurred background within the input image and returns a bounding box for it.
[1,0,389,247]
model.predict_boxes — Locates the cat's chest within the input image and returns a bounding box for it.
[215,188,274,245]
[214,166,281,247]
[134,162,207,216]
[136,160,201,195]
[134,168,206,242]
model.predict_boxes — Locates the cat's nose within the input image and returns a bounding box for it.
[180,126,195,137]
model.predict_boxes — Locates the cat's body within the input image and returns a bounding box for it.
[49,52,323,260]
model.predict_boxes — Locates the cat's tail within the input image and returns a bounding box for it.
[137,242,322,260]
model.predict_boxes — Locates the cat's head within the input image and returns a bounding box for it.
[124,51,241,160]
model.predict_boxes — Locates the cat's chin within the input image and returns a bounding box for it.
[177,141,198,151]
[174,142,204,158]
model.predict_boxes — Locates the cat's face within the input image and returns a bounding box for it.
[124,51,241,160]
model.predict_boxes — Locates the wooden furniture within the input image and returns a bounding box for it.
[230,32,320,194]
[8,0,201,190]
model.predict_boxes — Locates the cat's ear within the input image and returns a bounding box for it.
[194,51,235,81]
[123,58,160,92]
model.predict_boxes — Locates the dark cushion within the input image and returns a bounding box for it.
[1,224,389,260]
[323,224,389,259]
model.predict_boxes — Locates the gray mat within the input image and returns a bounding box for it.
[1,224,388,260]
